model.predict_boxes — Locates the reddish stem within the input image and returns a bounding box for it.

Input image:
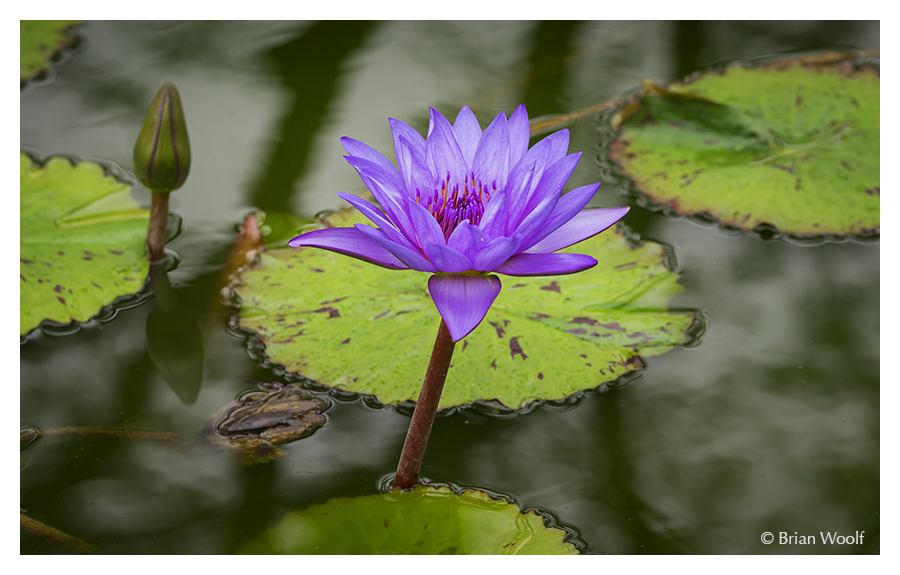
[394,320,456,490]
[147,192,170,264]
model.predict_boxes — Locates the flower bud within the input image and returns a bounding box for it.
[133,82,191,193]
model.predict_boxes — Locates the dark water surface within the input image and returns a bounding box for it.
[20,21,879,554]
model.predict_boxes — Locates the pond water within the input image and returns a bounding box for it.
[20,21,879,554]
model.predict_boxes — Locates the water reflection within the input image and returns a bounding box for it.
[245,21,375,214]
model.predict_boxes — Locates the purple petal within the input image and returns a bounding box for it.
[477,191,508,240]
[346,167,417,245]
[546,129,570,165]
[472,111,510,193]
[289,227,409,270]
[423,242,472,273]
[341,137,397,174]
[344,154,404,196]
[518,182,600,251]
[343,155,411,225]
[395,133,434,197]
[336,192,412,247]
[506,138,551,226]
[525,152,581,215]
[472,235,521,271]
[390,117,426,159]
[496,252,597,276]
[452,106,483,167]
[354,224,437,272]
[428,274,502,341]
[408,200,446,248]
[446,221,481,258]
[511,192,558,242]
[426,108,468,184]
[526,206,630,253]
[507,104,530,168]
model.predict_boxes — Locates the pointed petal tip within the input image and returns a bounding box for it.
[428,274,502,341]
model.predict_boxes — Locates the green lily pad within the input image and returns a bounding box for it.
[609,56,879,236]
[20,21,80,81]
[234,209,693,410]
[20,153,150,335]
[240,485,579,554]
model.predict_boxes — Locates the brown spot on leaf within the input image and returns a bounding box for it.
[310,306,341,318]
[568,328,587,335]
[600,322,626,332]
[489,321,506,338]
[310,268,325,273]
[795,95,802,106]
[842,161,853,171]
[537,373,543,380]
[703,138,719,145]
[57,251,65,256]
[571,317,598,326]
[341,338,350,344]
[614,261,637,270]
[850,97,859,108]
[374,309,391,319]
[490,359,497,370]
[795,178,801,191]
[772,163,795,174]
[20,274,26,282]
[21,258,34,264]
[540,281,560,293]
[462,340,468,351]
[322,297,349,305]
[511,283,527,288]
[529,312,551,320]
[383,518,389,528]
[82,256,93,261]
[108,249,124,255]
[53,285,64,293]
[57,296,66,306]
[509,337,527,360]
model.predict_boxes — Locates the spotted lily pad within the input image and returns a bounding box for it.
[234,209,693,410]
[609,56,879,236]
[240,485,578,554]
[20,20,80,81]
[20,153,150,335]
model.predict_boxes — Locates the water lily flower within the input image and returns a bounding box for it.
[290,104,629,341]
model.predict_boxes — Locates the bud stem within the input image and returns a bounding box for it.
[147,192,170,263]
[394,319,456,490]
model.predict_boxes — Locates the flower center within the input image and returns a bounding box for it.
[416,172,496,240]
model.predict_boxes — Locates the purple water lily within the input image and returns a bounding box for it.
[290,104,629,341]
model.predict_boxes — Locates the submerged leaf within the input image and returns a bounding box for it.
[235,209,693,410]
[20,153,150,335]
[240,485,578,554]
[609,56,879,236]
